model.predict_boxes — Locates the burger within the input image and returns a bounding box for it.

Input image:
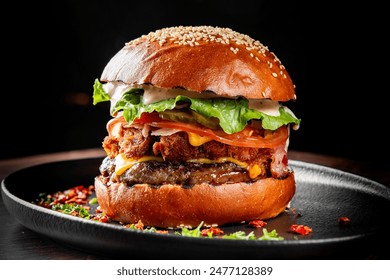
[92,26,300,229]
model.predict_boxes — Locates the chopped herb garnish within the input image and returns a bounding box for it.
[89,197,98,204]
[259,228,284,240]
[52,203,91,219]
[222,231,256,240]
[180,221,204,237]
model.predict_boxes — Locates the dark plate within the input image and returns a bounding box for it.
[1,157,390,259]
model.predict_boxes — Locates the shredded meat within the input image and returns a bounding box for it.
[103,126,153,159]
[153,132,272,163]
[104,127,272,164]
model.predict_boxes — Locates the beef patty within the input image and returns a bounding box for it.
[99,157,268,187]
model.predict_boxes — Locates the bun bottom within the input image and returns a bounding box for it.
[95,173,295,228]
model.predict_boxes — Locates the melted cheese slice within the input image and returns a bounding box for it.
[187,132,213,146]
[248,164,262,179]
[115,154,163,175]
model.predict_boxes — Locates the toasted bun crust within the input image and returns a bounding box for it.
[95,172,295,228]
[101,26,295,101]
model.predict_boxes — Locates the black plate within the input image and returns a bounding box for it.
[1,157,390,259]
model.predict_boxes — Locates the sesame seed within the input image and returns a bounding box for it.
[272,72,278,77]
[126,26,284,66]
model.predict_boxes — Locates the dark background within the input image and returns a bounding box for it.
[2,1,388,165]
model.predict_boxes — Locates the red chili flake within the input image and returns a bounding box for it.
[290,224,313,235]
[201,227,225,236]
[66,188,77,198]
[50,185,91,205]
[134,220,144,230]
[98,215,109,223]
[70,210,79,217]
[338,216,351,225]
[123,220,145,230]
[91,213,109,223]
[53,193,67,204]
[96,206,103,213]
[248,219,267,228]
[88,185,95,195]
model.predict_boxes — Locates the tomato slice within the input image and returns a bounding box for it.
[124,112,288,148]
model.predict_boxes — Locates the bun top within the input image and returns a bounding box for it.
[101,26,296,101]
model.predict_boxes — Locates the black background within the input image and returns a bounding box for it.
[2,1,388,166]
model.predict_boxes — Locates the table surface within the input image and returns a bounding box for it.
[0,148,389,260]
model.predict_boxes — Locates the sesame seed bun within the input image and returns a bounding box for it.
[100,26,296,101]
[94,172,295,229]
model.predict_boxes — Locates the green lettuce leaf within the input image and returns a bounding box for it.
[92,79,110,105]
[93,80,301,134]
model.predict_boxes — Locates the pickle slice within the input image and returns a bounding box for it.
[191,111,220,129]
[159,109,220,129]
[159,110,195,123]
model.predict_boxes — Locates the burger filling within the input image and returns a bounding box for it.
[93,81,300,187]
